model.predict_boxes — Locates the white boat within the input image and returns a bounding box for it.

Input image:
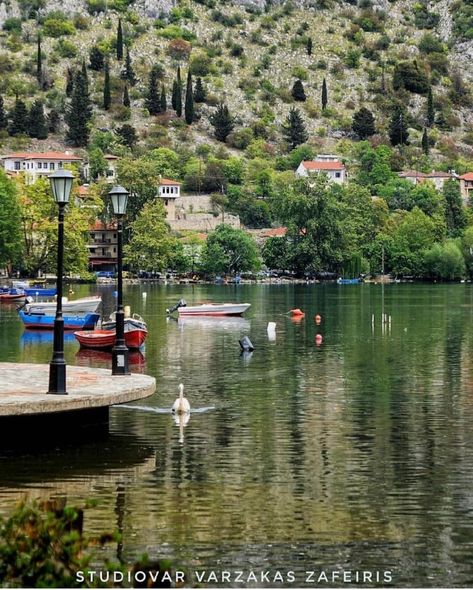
[22,296,102,316]
[177,303,251,316]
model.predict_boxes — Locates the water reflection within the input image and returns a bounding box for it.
[21,330,77,346]
[75,349,146,372]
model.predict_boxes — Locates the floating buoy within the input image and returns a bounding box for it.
[267,322,276,341]
[113,290,118,298]
[315,314,322,325]
[239,336,254,352]
[142,291,147,298]
[315,334,323,346]
[290,308,305,317]
[124,305,131,318]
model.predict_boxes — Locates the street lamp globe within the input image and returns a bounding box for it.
[109,185,129,216]
[49,169,74,205]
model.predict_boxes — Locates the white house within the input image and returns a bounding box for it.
[398,170,457,190]
[1,151,82,183]
[83,154,118,183]
[296,156,346,183]
[158,178,181,220]
[460,173,473,205]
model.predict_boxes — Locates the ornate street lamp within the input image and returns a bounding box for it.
[109,185,130,375]
[48,169,74,394]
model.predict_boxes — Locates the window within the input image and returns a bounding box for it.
[107,169,114,176]
[335,172,341,178]
[113,234,117,239]
[90,248,96,253]
[50,163,55,170]
[113,247,116,253]
[38,162,42,169]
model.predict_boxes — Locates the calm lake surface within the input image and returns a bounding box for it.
[1,283,473,587]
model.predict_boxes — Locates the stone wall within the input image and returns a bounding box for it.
[169,213,240,232]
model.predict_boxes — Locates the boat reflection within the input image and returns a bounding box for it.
[75,349,146,372]
[21,330,76,346]
[177,316,251,331]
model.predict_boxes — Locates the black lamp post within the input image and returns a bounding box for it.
[48,169,74,395]
[109,185,130,376]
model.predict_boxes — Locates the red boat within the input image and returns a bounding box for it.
[0,289,26,302]
[74,327,147,350]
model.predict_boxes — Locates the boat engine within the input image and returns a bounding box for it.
[166,298,187,314]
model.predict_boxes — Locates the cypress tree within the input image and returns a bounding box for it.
[117,18,123,61]
[307,37,312,56]
[8,98,28,136]
[194,77,206,103]
[389,104,409,146]
[103,60,111,110]
[321,77,328,110]
[36,34,42,86]
[89,45,104,71]
[282,106,308,150]
[145,66,160,115]
[66,67,74,97]
[184,70,194,125]
[380,62,386,95]
[0,95,7,130]
[292,79,306,101]
[28,99,48,139]
[160,85,167,112]
[176,66,182,117]
[66,68,92,147]
[121,47,137,86]
[421,127,429,155]
[427,87,435,127]
[171,80,178,111]
[123,84,130,107]
[209,103,235,142]
[352,107,376,139]
[47,108,60,133]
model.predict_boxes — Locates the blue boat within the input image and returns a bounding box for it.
[24,287,57,297]
[337,278,361,285]
[19,311,100,330]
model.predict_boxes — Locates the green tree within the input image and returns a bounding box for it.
[0,96,6,130]
[292,79,306,101]
[175,66,182,116]
[8,98,28,136]
[146,66,160,115]
[392,61,430,95]
[209,103,235,142]
[36,34,42,86]
[0,170,22,273]
[201,224,260,276]
[123,83,130,107]
[353,142,394,194]
[389,104,409,146]
[184,70,194,124]
[27,100,48,139]
[116,124,137,149]
[422,127,429,155]
[121,47,137,86]
[424,240,465,280]
[352,107,376,139]
[443,178,466,237]
[193,77,206,102]
[66,68,92,147]
[171,80,178,111]
[307,37,313,56]
[65,66,74,97]
[427,86,435,126]
[88,147,108,180]
[47,109,60,133]
[282,107,308,150]
[88,45,104,71]
[262,236,289,270]
[160,85,167,112]
[461,226,473,278]
[321,77,328,110]
[116,18,123,60]
[124,200,179,272]
[103,60,111,110]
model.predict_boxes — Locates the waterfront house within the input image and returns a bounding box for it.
[83,154,118,183]
[158,178,182,221]
[88,220,117,273]
[296,155,346,183]
[460,173,473,205]
[1,151,82,183]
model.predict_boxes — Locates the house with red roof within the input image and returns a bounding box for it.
[398,170,457,190]
[158,177,182,220]
[460,173,473,205]
[87,220,117,272]
[1,151,82,183]
[296,155,346,183]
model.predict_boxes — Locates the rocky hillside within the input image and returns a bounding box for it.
[0,0,472,164]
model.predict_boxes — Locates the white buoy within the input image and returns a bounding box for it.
[142,291,147,298]
[124,305,131,318]
[267,321,276,341]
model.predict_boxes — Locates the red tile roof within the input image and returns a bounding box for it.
[301,160,345,171]
[78,185,89,196]
[261,227,287,238]
[426,171,453,178]
[2,151,82,161]
[159,178,181,185]
[91,220,117,231]
[460,173,473,181]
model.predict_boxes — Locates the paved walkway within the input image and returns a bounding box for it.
[0,362,155,417]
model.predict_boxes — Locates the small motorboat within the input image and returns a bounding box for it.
[75,312,148,350]
[0,288,26,302]
[167,298,251,317]
[24,287,57,297]
[21,296,102,316]
[19,311,100,330]
[337,277,361,285]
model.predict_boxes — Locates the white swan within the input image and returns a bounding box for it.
[172,383,190,414]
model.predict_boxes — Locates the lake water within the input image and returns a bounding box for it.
[1,283,473,587]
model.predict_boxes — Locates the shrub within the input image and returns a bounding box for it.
[418,33,445,54]
[3,18,22,32]
[55,38,77,58]
[230,127,254,149]
[43,18,75,37]
[393,61,430,95]
[157,25,196,41]
[414,3,440,29]
[345,48,361,68]
[189,51,211,76]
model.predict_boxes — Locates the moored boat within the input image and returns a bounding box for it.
[74,327,147,350]
[0,288,26,302]
[21,295,102,316]
[178,303,251,316]
[19,310,100,330]
[24,287,57,297]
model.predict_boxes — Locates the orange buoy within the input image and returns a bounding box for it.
[315,334,323,345]
[315,314,322,325]
[290,308,305,317]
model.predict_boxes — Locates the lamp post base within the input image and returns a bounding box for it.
[48,361,68,395]
[112,344,130,376]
